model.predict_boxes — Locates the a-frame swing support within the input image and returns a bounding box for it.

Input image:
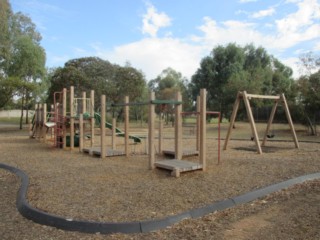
[223,91,299,154]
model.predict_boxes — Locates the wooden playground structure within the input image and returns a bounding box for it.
[30,86,221,177]
[223,91,299,154]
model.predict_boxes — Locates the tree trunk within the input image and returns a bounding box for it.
[305,115,316,135]
[25,90,29,124]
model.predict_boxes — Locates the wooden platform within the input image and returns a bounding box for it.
[82,147,125,157]
[162,149,199,158]
[155,159,203,177]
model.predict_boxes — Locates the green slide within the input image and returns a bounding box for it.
[94,112,141,143]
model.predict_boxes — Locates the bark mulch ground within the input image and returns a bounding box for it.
[0,126,319,239]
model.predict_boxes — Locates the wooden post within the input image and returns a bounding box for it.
[112,118,116,149]
[70,86,75,150]
[262,100,278,146]
[199,89,207,170]
[63,88,67,149]
[148,91,155,169]
[175,91,182,160]
[42,103,47,142]
[243,91,262,154]
[124,96,129,157]
[196,95,200,152]
[223,92,241,150]
[90,90,95,147]
[79,113,84,152]
[101,95,106,159]
[158,119,163,154]
[281,94,299,149]
[36,103,42,140]
[82,91,86,114]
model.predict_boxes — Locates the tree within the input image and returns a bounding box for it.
[8,35,46,128]
[190,43,294,120]
[148,67,191,124]
[0,2,46,129]
[47,57,147,120]
[0,0,11,72]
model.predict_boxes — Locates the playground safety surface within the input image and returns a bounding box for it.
[0,125,320,239]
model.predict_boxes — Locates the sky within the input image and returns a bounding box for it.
[10,0,320,80]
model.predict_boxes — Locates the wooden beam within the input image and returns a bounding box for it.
[239,92,281,100]
[196,95,200,152]
[281,94,299,149]
[243,91,262,154]
[223,91,241,150]
[90,90,95,147]
[148,91,155,169]
[124,96,129,157]
[175,91,182,160]
[79,113,83,152]
[70,86,74,150]
[262,101,278,146]
[100,95,106,159]
[62,88,67,149]
[199,89,207,170]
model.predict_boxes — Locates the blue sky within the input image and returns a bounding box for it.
[10,0,320,80]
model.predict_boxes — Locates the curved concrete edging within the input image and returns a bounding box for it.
[1,163,320,234]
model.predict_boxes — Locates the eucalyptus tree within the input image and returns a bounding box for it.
[0,1,46,129]
[190,43,295,120]
[47,57,147,121]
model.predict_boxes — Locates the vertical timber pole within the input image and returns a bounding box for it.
[42,103,47,142]
[37,104,42,140]
[62,88,67,149]
[100,95,106,159]
[112,118,116,149]
[200,89,207,171]
[82,91,86,148]
[79,113,84,152]
[90,90,95,147]
[124,96,129,157]
[158,119,163,154]
[82,91,86,114]
[196,95,200,152]
[148,91,155,169]
[175,91,182,160]
[70,86,75,150]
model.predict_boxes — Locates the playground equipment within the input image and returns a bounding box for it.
[30,103,48,140]
[81,95,143,157]
[30,86,221,178]
[223,91,299,154]
[150,89,212,177]
[30,86,95,149]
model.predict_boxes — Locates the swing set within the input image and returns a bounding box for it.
[223,91,299,154]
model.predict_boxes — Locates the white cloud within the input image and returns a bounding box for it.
[251,7,275,18]
[64,0,320,80]
[194,17,271,49]
[274,0,320,48]
[281,57,300,78]
[92,38,204,80]
[314,42,320,51]
[141,3,171,37]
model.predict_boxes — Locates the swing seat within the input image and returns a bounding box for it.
[267,134,275,138]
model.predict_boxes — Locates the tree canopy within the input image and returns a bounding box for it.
[189,43,295,119]
[47,57,146,110]
[0,0,46,128]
